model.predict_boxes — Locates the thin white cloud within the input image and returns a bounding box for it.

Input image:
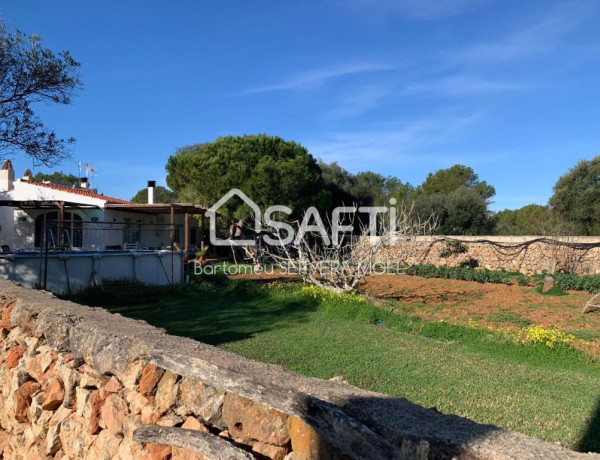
[244,62,394,94]
[307,111,484,168]
[323,85,390,120]
[349,0,489,21]
[456,0,595,63]
[402,75,525,96]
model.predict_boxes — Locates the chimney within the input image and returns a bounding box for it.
[0,160,15,192]
[147,180,156,204]
[80,177,89,189]
[22,169,32,182]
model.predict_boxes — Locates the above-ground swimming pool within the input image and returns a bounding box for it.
[0,250,183,294]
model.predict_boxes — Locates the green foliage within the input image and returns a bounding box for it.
[487,310,532,328]
[552,273,600,294]
[195,245,210,258]
[439,240,468,258]
[412,187,493,235]
[131,185,177,204]
[410,165,495,235]
[166,135,328,220]
[62,280,179,306]
[405,264,513,284]
[517,273,531,286]
[549,156,600,235]
[404,264,600,293]
[418,164,495,201]
[319,160,414,207]
[535,284,568,296]
[0,22,81,165]
[492,204,551,236]
[570,329,600,341]
[318,161,357,206]
[32,171,79,186]
[190,268,229,290]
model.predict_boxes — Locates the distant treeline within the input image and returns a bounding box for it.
[36,134,600,236]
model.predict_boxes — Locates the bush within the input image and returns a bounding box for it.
[543,273,600,294]
[404,265,512,285]
[404,265,600,292]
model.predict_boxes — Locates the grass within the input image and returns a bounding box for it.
[534,285,569,296]
[68,278,600,453]
[487,309,533,328]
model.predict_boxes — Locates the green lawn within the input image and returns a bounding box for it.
[74,279,600,453]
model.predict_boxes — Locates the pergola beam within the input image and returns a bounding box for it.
[104,203,210,215]
[0,200,98,209]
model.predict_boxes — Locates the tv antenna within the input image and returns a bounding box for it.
[85,163,97,190]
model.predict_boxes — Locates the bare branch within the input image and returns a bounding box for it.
[253,204,437,292]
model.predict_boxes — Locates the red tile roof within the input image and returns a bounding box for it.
[24,180,132,204]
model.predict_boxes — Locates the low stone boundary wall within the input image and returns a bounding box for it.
[374,236,600,275]
[0,280,597,459]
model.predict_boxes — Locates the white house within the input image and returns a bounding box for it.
[0,160,209,293]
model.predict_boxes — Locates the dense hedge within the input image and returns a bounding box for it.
[403,264,600,293]
[404,264,513,284]
[553,273,600,294]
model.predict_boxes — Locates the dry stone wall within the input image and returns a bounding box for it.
[374,236,600,275]
[0,280,597,459]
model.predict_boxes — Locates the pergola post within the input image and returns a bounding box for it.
[58,201,65,247]
[184,212,189,251]
[170,204,175,246]
[200,214,205,250]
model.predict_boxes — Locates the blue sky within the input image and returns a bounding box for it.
[2,0,599,210]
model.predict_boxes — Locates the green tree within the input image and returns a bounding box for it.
[419,164,495,202]
[493,204,551,235]
[32,170,79,186]
[131,185,177,204]
[413,187,492,235]
[0,22,81,165]
[412,165,495,235]
[166,135,328,221]
[318,161,356,206]
[549,156,600,235]
[492,209,518,235]
[318,161,413,207]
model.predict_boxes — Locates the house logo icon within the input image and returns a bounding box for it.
[206,189,261,246]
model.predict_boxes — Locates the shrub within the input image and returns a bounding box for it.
[439,240,468,258]
[547,273,600,294]
[404,265,512,285]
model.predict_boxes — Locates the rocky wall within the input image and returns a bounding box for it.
[374,236,600,275]
[0,280,597,459]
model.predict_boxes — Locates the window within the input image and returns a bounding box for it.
[35,212,83,248]
[123,218,141,244]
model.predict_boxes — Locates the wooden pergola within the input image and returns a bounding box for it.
[0,199,98,211]
[0,200,213,251]
[0,200,101,248]
[104,203,211,251]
